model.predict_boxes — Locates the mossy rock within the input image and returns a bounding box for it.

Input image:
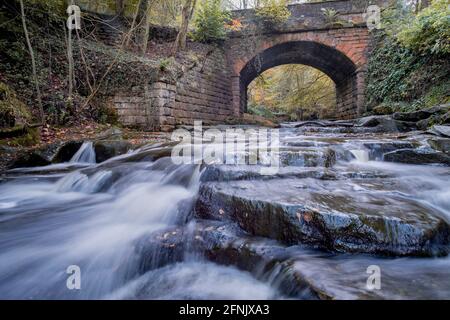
[0,82,32,128]
[372,104,394,115]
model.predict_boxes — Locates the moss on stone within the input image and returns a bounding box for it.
[0,82,32,128]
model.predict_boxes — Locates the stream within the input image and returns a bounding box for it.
[0,122,449,300]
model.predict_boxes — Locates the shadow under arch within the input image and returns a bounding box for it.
[239,41,358,116]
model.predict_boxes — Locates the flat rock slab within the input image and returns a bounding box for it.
[137,220,450,300]
[383,149,450,166]
[195,178,450,256]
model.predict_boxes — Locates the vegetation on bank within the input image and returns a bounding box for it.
[1,0,449,151]
[366,0,450,114]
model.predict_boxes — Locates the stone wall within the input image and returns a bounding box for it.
[105,82,177,132]
[106,48,235,131]
[173,49,234,126]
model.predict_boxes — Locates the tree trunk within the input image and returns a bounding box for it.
[19,0,44,124]
[116,0,125,17]
[141,0,154,55]
[171,0,196,55]
[125,0,143,47]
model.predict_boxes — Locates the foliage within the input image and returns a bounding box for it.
[255,0,291,25]
[320,8,345,27]
[225,18,244,31]
[396,0,450,55]
[192,0,231,43]
[365,1,450,112]
[158,57,174,71]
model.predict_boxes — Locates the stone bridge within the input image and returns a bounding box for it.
[105,0,391,131]
[226,0,390,119]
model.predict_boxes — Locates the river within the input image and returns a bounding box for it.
[0,122,449,299]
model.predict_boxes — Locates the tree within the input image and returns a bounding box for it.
[172,0,197,54]
[19,0,44,124]
[248,65,336,120]
[192,0,230,43]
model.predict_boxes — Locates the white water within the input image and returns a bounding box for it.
[70,142,96,164]
[350,150,370,162]
[0,147,281,299]
[1,126,450,299]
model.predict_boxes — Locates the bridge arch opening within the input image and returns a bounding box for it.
[248,64,337,120]
[238,41,359,119]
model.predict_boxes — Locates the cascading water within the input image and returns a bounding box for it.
[1,123,450,300]
[0,144,281,299]
[70,142,96,164]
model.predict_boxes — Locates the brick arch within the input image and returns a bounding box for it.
[226,29,370,119]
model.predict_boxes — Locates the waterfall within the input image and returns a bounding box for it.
[70,142,96,164]
[350,149,369,162]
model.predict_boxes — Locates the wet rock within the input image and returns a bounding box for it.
[428,125,450,138]
[356,116,416,133]
[393,105,449,122]
[134,226,188,274]
[195,179,450,256]
[11,151,52,168]
[52,141,84,163]
[201,165,338,182]
[295,120,354,128]
[116,142,177,163]
[363,142,416,160]
[10,141,84,168]
[94,140,133,163]
[383,149,450,166]
[136,221,320,299]
[416,114,441,131]
[441,112,450,124]
[428,138,450,155]
[95,127,123,141]
[280,150,323,167]
[138,220,450,300]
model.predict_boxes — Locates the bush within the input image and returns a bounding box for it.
[255,0,291,25]
[396,0,449,56]
[192,0,230,43]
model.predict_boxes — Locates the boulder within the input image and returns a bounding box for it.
[52,141,84,163]
[383,149,450,166]
[195,179,450,256]
[363,142,416,160]
[441,112,450,124]
[356,115,416,133]
[11,141,84,168]
[372,104,393,115]
[393,104,450,122]
[11,151,52,168]
[428,125,450,138]
[94,140,133,163]
[416,115,441,130]
[95,127,123,141]
[428,138,450,155]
